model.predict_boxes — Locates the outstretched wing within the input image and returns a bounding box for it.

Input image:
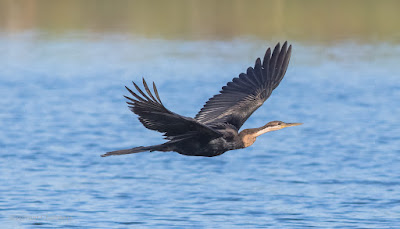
[125,79,222,140]
[195,42,292,130]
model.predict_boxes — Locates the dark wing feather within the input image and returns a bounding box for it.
[195,42,292,129]
[125,78,222,139]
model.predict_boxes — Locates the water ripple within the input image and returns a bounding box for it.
[1,35,400,228]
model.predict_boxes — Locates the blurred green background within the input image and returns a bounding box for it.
[1,0,399,42]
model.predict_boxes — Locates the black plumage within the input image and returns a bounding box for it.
[102,42,297,157]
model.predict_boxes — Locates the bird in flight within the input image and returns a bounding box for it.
[102,42,301,157]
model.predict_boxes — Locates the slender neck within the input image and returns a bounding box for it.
[252,124,283,137]
[238,124,280,148]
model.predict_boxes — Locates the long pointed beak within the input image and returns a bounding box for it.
[283,123,303,127]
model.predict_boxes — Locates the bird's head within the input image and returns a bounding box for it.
[239,121,302,148]
[258,121,303,132]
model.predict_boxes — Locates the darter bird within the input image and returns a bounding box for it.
[102,42,301,157]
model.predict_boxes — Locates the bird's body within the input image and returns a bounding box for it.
[165,124,244,157]
[102,42,301,158]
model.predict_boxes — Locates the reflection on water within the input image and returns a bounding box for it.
[1,0,400,42]
[0,33,399,228]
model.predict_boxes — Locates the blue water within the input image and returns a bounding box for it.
[1,33,400,228]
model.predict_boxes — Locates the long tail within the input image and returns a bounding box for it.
[101,145,167,157]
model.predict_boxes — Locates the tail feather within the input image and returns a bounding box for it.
[101,144,169,157]
[102,146,150,157]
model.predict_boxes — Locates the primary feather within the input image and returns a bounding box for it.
[195,42,291,130]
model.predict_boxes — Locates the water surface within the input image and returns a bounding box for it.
[1,34,400,228]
